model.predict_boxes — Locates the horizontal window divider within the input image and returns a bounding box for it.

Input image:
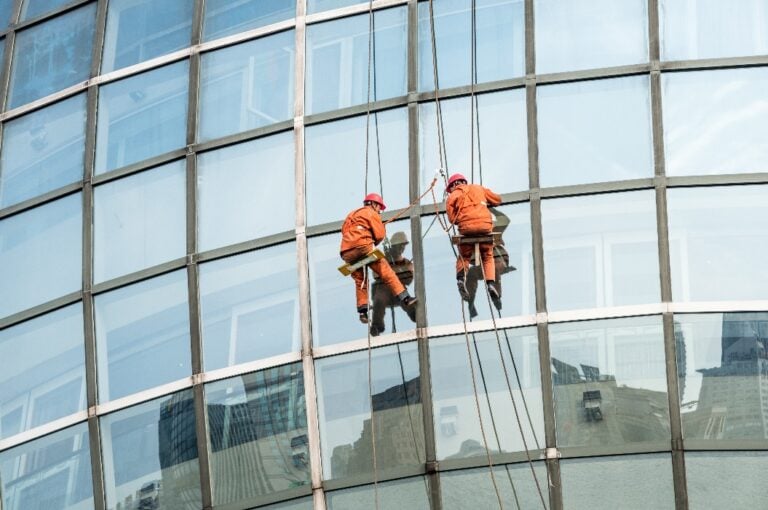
[415,78,526,104]
[304,220,343,237]
[538,178,655,199]
[438,450,547,473]
[93,48,192,86]
[91,257,188,295]
[10,0,93,32]
[499,190,532,204]
[0,410,88,453]
[312,329,419,359]
[424,315,538,340]
[0,291,82,331]
[322,464,427,493]
[193,121,294,153]
[683,439,768,452]
[305,0,408,26]
[660,55,768,73]
[91,149,188,185]
[535,63,652,86]
[198,19,297,55]
[0,80,88,121]
[0,181,83,219]
[196,231,297,263]
[201,351,303,385]
[304,96,409,126]
[668,300,768,314]
[557,441,672,460]
[545,303,666,323]
[666,173,768,188]
[213,486,314,510]
[95,376,194,416]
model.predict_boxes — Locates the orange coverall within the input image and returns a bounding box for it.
[446,183,502,281]
[340,206,406,309]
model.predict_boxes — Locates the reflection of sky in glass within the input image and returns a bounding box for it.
[420,90,528,197]
[663,68,768,177]
[667,185,768,302]
[306,108,408,227]
[535,0,648,74]
[538,75,653,187]
[660,0,768,61]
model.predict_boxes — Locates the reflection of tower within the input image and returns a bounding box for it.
[330,376,424,478]
[691,313,768,439]
[157,392,200,509]
[207,366,309,501]
[674,321,687,402]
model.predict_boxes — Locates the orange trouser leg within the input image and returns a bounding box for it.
[342,246,374,309]
[456,243,495,281]
[369,258,406,299]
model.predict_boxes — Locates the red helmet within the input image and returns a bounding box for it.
[446,173,467,191]
[363,192,386,210]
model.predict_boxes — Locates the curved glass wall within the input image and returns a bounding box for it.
[0,0,765,509]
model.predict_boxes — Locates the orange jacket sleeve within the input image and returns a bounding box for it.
[367,208,386,244]
[446,192,459,225]
[484,187,501,207]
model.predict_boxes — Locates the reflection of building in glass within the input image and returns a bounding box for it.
[683,313,768,440]
[330,377,424,478]
[552,358,669,446]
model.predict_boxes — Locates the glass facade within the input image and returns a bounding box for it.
[0,1,765,509]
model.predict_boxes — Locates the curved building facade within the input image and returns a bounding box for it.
[0,0,767,509]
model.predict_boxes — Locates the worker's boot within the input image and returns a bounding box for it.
[398,292,417,309]
[468,301,478,319]
[357,305,369,324]
[486,281,502,311]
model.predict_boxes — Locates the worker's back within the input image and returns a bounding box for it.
[340,206,384,252]
[447,183,500,234]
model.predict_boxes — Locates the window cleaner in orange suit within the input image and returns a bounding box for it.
[340,193,418,324]
[445,173,502,307]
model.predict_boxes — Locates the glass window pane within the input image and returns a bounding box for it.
[308,219,416,347]
[306,7,406,115]
[305,108,408,227]
[0,193,82,319]
[316,343,425,480]
[541,191,660,312]
[198,31,294,142]
[422,202,534,327]
[676,313,768,441]
[534,0,648,74]
[0,0,13,27]
[418,0,525,92]
[667,185,768,302]
[537,76,653,187]
[197,132,294,251]
[20,0,72,21]
[95,60,189,174]
[199,243,301,371]
[206,364,309,505]
[204,0,295,41]
[419,90,528,196]
[430,328,543,460]
[0,304,85,439]
[101,390,201,510]
[261,498,314,510]
[549,317,670,448]
[8,4,96,109]
[441,462,549,509]
[0,423,93,510]
[307,0,365,15]
[326,477,430,509]
[686,452,768,509]
[662,68,768,177]
[560,454,674,509]
[660,0,768,61]
[0,93,86,208]
[94,161,186,283]
[95,270,191,402]
[101,0,193,73]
